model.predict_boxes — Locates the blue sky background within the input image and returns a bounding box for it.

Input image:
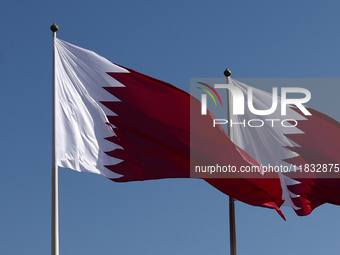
[1,1,340,254]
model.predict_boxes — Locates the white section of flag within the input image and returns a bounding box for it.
[54,38,127,178]
[229,78,307,209]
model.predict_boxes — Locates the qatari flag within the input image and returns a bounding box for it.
[54,38,284,216]
[228,78,340,216]
[284,108,340,215]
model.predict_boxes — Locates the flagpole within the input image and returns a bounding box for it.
[224,68,237,255]
[51,23,59,255]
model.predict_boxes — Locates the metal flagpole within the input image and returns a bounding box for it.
[51,23,59,255]
[224,68,237,255]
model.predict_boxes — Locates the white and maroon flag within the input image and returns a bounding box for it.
[283,107,340,215]
[54,38,284,215]
[229,78,340,216]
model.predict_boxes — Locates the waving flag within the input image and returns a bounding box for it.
[229,78,340,216]
[54,38,284,215]
[284,108,340,215]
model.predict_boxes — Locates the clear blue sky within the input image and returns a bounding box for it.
[1,1,340,254]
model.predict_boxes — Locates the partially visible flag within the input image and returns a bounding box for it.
[229,78,340,216]
[284,107,340,215]
[54,38,284,216]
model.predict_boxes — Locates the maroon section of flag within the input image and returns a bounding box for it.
[101,66,284,216]
[284,108,340,215]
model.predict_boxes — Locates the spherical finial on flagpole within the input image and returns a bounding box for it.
[50,23,59,32]
[224,68,231,84]
[224,68,231,77]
